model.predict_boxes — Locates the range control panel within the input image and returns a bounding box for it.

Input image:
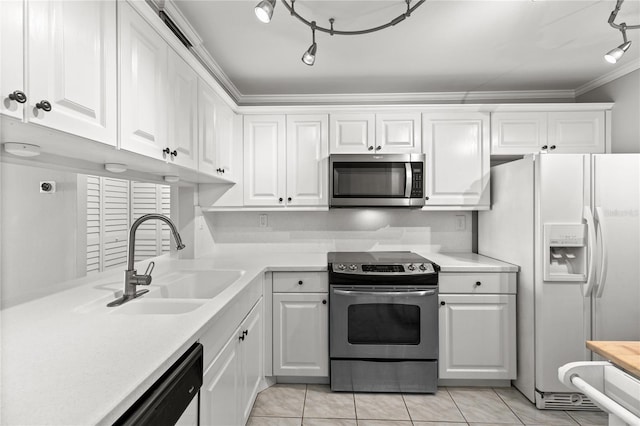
[332,263,436,275]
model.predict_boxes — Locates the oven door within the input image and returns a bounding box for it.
[330,285,438,360]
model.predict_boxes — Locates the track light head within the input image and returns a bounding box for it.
[302,42,317,65]
[604,40,632,63]
[255,0,276,23]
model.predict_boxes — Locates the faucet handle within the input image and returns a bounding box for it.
[144,261,155,276]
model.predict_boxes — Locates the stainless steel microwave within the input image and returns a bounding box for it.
[330,153,425,207]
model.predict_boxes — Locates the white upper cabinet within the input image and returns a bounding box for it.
[375,113,421,153]
[1,0,117,145]
[199,79,237,180]
[286,115,329,206]
[548,111,605,153]
[243,115,287,206]
[166,48,198,169]
[330,113,375,153]
[330,112,421,154]
[0,0,25,121]
[244,114,328,208]
[422,112,490,209]
[119,1,167,160]
[491,111,605,155]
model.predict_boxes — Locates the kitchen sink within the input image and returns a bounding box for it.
[110,299,206,315]
[146,270,244,299]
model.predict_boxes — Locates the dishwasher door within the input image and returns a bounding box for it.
[115,342,203,426]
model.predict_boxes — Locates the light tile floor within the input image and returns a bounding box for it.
[248,385,608,426]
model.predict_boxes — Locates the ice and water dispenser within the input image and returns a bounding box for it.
[543,224,588,282]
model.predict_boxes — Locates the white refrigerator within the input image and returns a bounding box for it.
[478,153,640,409]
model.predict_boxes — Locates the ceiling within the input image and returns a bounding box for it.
[172,0,640,102]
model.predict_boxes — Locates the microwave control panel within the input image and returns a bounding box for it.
[410,163,423,198]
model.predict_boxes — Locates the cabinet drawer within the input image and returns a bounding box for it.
[273,272,328,293]
[439,272,516,294]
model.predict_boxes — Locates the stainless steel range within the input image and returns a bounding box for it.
[328,251,440,393]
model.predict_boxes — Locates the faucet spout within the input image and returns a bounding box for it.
[107,213,185,307]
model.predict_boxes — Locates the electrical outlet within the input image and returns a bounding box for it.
[455,215,466,231]
[40,181,56,193]
[258,214,268,228]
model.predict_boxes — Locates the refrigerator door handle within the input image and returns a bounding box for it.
[594,206,609,298]
[583,206,597,297]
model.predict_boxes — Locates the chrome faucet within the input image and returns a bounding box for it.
[107,214,185,307]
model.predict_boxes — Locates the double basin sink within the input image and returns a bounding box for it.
[82,270,245,315]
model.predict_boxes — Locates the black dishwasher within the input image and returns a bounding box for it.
[115,342,203,426]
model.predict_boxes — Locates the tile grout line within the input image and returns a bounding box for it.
[445,387,471,425]
[400,392,414,424]
[492,387,525,425]
[301,384,308,425]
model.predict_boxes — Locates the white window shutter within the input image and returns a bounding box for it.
[131,182,171,262]
[102,178,130,270]
[86,176,102,274]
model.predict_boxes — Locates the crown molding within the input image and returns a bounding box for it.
[234,89,576,106]
[575,61,640,97]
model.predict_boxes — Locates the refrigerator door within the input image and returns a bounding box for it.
[591,154,640,343]
[535,154,593,394]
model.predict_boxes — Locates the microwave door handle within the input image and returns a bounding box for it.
[333,289,436,297]
[405,163,412,198]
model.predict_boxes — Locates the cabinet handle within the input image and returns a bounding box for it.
[35,100,52,112]
[322,299,327,305]
[8,90,27,104]
[368,146,374,151]
[375,146,382,151]
[278,197,283,203]
[243,329,248,336]
[298,280,303,285]
[549,145,556,150]
[440,301,445,306]
[475,281,482,286]
[239,334,245,341]
[541,145,548,150]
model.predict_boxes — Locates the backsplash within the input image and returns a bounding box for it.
[200,210,472,254]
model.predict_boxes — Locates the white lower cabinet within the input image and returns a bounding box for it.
[201,298,263,426]
[439,293,516,380]
[273,293,329,377]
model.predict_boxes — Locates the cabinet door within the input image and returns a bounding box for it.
[167,48,197,169]
[243,115,286,206]
[239,299,264,424]
[273,293,329,377]
[491,112,547,155]
[119,2,167,160]
[201,330,241,426]
[439,294,516,380]
[215,99,237,180]
[548,111,605,153]
[423,113,490,208]
[376,113,421,153]
[286,114,328,206]
[329,113,375,153]
[198,79,219,176]
[0,0,24,120]
[27,0,117,145]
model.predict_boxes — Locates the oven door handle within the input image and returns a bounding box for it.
[404,163,412,198]
[333,289,436,297]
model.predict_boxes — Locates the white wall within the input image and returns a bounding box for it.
[577,69,640,153]
[200,210,472,254]
[1,162,83,308]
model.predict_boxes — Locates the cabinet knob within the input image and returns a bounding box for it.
[440,301,446,306]
[368,146,374,151]
[375,146,382,151]
[425,196,429,201]
[549,145,556,150]
[298,280,303,285]
[35,100,52,112]
[541,145,548,150]
[239,334,245,341]
[170,150,178,157]
[243,329,248,336]
[216,168,222,173]
[278,197,283,203]
[221,168,225,173]
[163,147,171,155]
[8,90,27,104]
[287,197,292,202]
[475,281,482,286]
[322,299,327,305]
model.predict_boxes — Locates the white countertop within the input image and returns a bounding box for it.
[0,247,517,425]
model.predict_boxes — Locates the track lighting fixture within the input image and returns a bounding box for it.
[302,22,317,65]
[254,0,276,23]
[604,0,639,64]
[254,0,425,66]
